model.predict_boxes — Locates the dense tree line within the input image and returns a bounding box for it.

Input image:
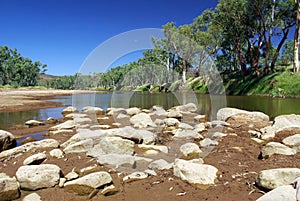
[0,46,46,87]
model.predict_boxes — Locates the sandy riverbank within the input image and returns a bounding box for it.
[0,89,101,112]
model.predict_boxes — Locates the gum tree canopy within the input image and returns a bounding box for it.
[0,46,47,87]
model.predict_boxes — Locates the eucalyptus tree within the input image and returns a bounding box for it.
[270,0,296,71]
[213,0,295,76]
[213,0,249,77]
[0,46,46,87]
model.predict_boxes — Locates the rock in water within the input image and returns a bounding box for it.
[61,106,78,116]
[46,117,58,124]
[217,107,269,122]
[25,120,44,127]
[82,106,104,115]
[173,103,198,113]
[16,164,61,190]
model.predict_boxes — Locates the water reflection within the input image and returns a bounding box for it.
[0,93,300,130]
[0,107,65,130]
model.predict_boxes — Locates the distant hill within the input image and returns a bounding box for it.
[38,73,60,81]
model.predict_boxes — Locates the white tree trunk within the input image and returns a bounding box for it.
[182,70,186,84]
[294,0,300,73]
[166,57,170,83]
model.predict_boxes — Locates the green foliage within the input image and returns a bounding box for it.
[272,71,300,96]
[223,65,300,97]
[281,40,299,65]
[185,77,204,91]
[18,0,299,96]
[134,84,151,92]
[0,46,47,87]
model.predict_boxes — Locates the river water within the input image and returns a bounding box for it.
[1,92,300,130]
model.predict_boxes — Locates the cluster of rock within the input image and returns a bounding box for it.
[0,103,220,200]
[217,107,300,201]
[0,104,300,200]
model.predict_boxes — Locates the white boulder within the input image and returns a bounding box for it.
[64,171,112,195]
[256,185,296,201]
[97,154,135,168]
[23,153,46,165]
[173,130,203,140]
[61,106,78,116]
[148,159,173,171]
[173,103,197,113]
[63,139,93,154]
[16,164,61,190]
[0,139,59,160]
[0,173,20,201]
[261,142,297,158]
[123,172,148,182]
[129,113,156,128]
[256,168,300,190]
[217,107,269,122]
[164,118,180,127]
[151,105,168,116]
[0,130,16,152]
[23,193,42,201]
[173,159,218,187]
[283,134,300,147]
[126,107,142,116]
[200,138,219,147]
[49,149,64,158]
[180,143,202,159]
[82,106,104,115]
[87,137,135,157]
[49,120,75,131]
[25,120,44,126]
[137,144,168,154]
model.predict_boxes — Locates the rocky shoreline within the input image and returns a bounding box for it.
[0,104,300,201]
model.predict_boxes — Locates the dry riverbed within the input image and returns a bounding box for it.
[0,90,299,201]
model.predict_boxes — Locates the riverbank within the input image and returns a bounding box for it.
[0,89,104,112]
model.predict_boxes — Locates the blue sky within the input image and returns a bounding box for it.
[0,0,218,75]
